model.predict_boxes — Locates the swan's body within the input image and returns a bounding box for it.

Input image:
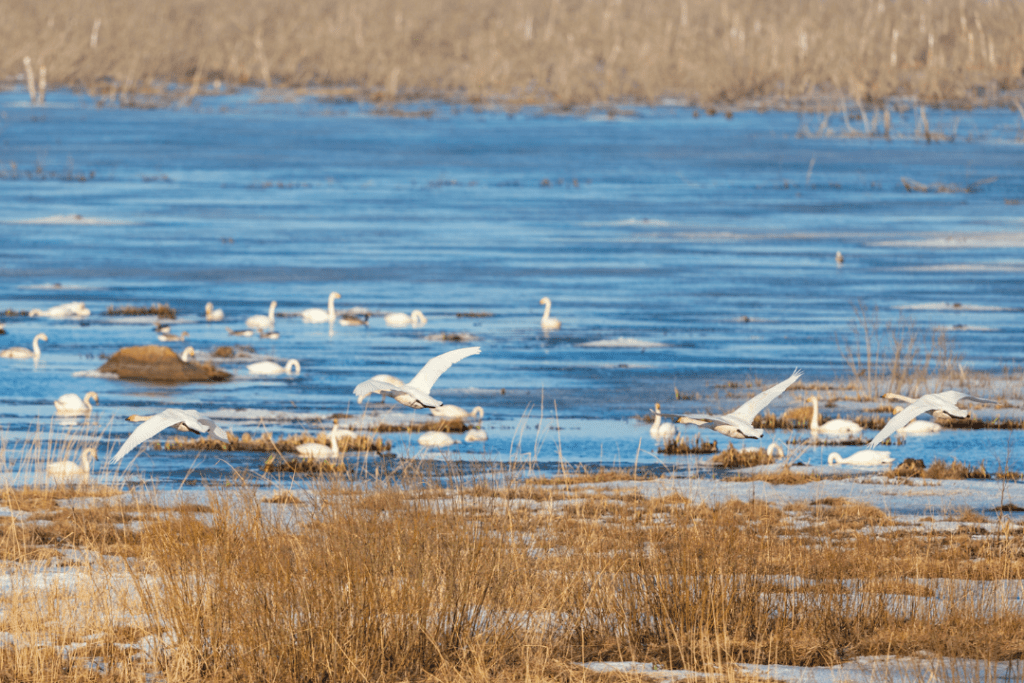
[157,331,188,342]
[54,391,98,416]
[418,431,456,448]
[296,425,343,459]
[677,369,803,439]
[47,447,97,483]
[29,302,89,318]
[246,301,277,331]
[301,292,341,324]
[384,310,427,328]
[828,449,893,466]
[354,346,481,409]
[649,403,677,440]
[247,359,300,376]
[464,428,488,442]
[868,391,995,450]
[539,296,561,330]
[1,333,48,359]
[429,405,484,419]
[205,302,225,322]
[226,327,254,337]
[113,408,229,462]
[180,346,196,362]
[808,396,863,438]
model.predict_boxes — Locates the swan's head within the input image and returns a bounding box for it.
[471,406,484,418]
[329,292,341,300]
[205,302,214,312]
[539,297,551,306]
[84,391,99,404]
[285,359,301,375]
[654,402,661,412]
[827,452,842,465]
[82,447,98,462]
[35,333,48,343]
[269,301,278,313]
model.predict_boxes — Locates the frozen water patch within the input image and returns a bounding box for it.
[72,370,120,379]
[894,302,1014,311]
[579,337,668,348]
[872,232,1024,249]
[902,263,1024,273]
[8,214,134,225]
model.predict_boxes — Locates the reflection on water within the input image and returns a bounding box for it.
[1,91,1022,485]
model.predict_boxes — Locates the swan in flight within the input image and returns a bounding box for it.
[112,408,229,463]
[828,449,893,466]
[384,310,427,328]
[205,302,225,322]
[464,428,488,442]
[354,346,481,409]
[676,368,803,439]
[54,391,99,416]
[29,302,89,318]
[296,424,351,459]
[301,292,341,324]
[247,359,300,376]
[867,391,995,450]
[808,396,863,438]
[47,447,98,483]
[892,406,943,435]
[649,403,677,440]
[1,333,48,359]
[246,301,277,331]
[418,431,456,448]
[539,297,561,330]
[429,405,484,419]
[157,330,188,342]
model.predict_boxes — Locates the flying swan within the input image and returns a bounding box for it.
[301,292,341,324]
[247,359,301,376]
[47,447,98,484]
[353,346,481,409]
[246,301,277,331]
[1,333,48,359]
[828,449,893,466]
[54,391,99,416]
[539,297,561,330]
[867,391,995,450]
[649,403,677,440]
[676,368,803,439]
[112,408,229,463]
[892,405,943,435]
[807,396,863,438]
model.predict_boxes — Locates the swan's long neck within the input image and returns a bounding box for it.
[652,404,663,430]
[828,452,843,465]
[471,406,484,418]
[268,302,277,322]
[809,397,820,430]
[542,300,552,320]
[84,393,96,410]
[286,360,301,375]
[32,335,43,357]
[81,448,96,473]
[328,295,336,319]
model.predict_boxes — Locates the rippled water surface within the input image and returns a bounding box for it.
[1,91,1022,485]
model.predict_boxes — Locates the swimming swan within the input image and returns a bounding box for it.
[157,331,188,342]
[892,406,943,435]
[828,449,893,466]
[464,428,488,442]
[1,333,48,359]
[180,346,196,362]
[247,359,300,376]
[296,424,348,459]
[868,391,995,450]
[301,292,341,324]
[29,302,89,318]
[54,391,99,416]
[539,297,561,330]
[246,301,277,331]
[384,310,427,328]
[47,447,98,483]
[418,431,456,448]
[676,368,803,439]
[205,302,225,322]
[354,346,481,409]
[429,405,484,419]
[112,408,229,463]
[808,396,863,438]
[650,403,677,440]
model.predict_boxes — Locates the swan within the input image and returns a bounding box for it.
[464,428,488,442]
[47,447,97,483]
[649,403,677,440]
[226,326,254,337]
[418,431,456,448]
[676,368,803,439]
[180,346,196,362]
[1,333,48,359]
[384,310,427,328]
[868,391,995,450]
[157,331,188,342]
[205,302,225,322]
[113,408,229,462]
[154,322,172,334]
[893,406,943,435]
[29,302,89,318]
[807,396,863,438]
[354,346,481,409]
[296,424,343,459]
[246,301,277,331]
[429,405,484,419]
[301,292,341,324]
[247,359,300,376]
[766,442,785,459]
[828,449,893,466]
[539,296,561,330]
[54,391,99,416]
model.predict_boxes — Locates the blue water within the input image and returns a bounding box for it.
[1,90,1023,485]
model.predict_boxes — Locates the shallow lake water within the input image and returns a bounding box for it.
[1,90,1022,486]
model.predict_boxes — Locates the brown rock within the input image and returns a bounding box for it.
[99,345,231,382]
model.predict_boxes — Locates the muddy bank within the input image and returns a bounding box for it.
[99,345,230,382]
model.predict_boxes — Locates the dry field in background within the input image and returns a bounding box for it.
[3,0,1024,108]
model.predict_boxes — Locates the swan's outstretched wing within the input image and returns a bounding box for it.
[405,347,481,393]
[112,408,226,462]
[729,368,803,423]
[932,390,996,407]
[353,378,405,403]
[867,401,937,450]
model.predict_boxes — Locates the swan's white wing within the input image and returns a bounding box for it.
[353,378,405,403]
[405,347,481,393]
[112,409,202,462]
[867,401,936,450]
[933,390,996,406]
[197,417,229,442]
[729,368,803,423]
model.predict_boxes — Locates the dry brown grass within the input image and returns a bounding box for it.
[3,0,1023,108]
[660,434,718,455]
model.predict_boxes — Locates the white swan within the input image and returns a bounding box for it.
[247,359,300,376]
[29,302,89,318]
[828,449,893,466]
[384,310,427,328]
[868,391,995,450]
[418,431,456,448]
[464,428,488,442]
[246,301,277,331]
[54,391,99,416]
[677,368,803,439]
[429,405,484,419]
[767,442,785,459]
[808,396,863,438]
[296,425,341,459]
[1,333,48,359]
[301,292,341,324]
[157,331,188,342]
[354,346,481,409]
[180,346,196,362]
[649,403,677,440]
[47,447,97,483]
[205,302,225,322]
[113,408,229,462]
[539,296,561,330]
[893,406,943,435]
